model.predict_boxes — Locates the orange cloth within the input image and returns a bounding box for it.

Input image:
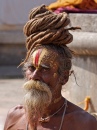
[48,0,97,10]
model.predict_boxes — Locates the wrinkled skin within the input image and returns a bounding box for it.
[4,48,97,130]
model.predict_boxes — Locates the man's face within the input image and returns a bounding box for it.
[25,48,62,92]
[24,48,65,123]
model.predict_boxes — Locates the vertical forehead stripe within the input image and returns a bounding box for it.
[34,49,42,66]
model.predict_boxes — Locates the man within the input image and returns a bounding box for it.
[4,5,97,130]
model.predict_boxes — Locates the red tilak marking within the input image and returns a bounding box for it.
[35,49,42,66]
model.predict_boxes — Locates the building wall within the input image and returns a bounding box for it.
[62,56,97,113]
[62,13,97,113]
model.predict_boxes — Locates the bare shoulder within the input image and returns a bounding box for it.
[4,104,25,130]
[75,110,97,130]
[6,104,25,119]
[65,101,97,130]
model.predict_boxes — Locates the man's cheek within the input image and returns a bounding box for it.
[41,74,51,85]
[26,70,31,79]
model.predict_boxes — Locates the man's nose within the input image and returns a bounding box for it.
[29,69,41,80]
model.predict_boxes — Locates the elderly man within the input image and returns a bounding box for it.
[4,5,97,130]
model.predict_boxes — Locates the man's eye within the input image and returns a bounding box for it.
[42,68,49,72]
[28,65,35,71]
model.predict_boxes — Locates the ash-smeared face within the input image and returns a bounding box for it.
[25,48,61,92]
[23,48,63,123]
[25,47,63,100]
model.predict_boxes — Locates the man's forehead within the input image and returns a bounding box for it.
[32,48,56,56]
[31,48,59,67]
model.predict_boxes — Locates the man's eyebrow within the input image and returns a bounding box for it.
[41,64,50,68]
[27,62,32,66]
[27,62,34,67]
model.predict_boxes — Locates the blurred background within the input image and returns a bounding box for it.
[0,0,97,129]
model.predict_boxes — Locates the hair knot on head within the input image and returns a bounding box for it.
[23,5,73,50]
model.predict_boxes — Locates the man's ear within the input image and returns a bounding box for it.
[61,70,69,85]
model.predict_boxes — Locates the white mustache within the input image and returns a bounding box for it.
[23,80,50,91]
[23,80,52,102]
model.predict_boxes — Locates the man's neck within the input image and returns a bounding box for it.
[42,96,65,118]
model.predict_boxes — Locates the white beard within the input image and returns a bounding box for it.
[23,80,52,123]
